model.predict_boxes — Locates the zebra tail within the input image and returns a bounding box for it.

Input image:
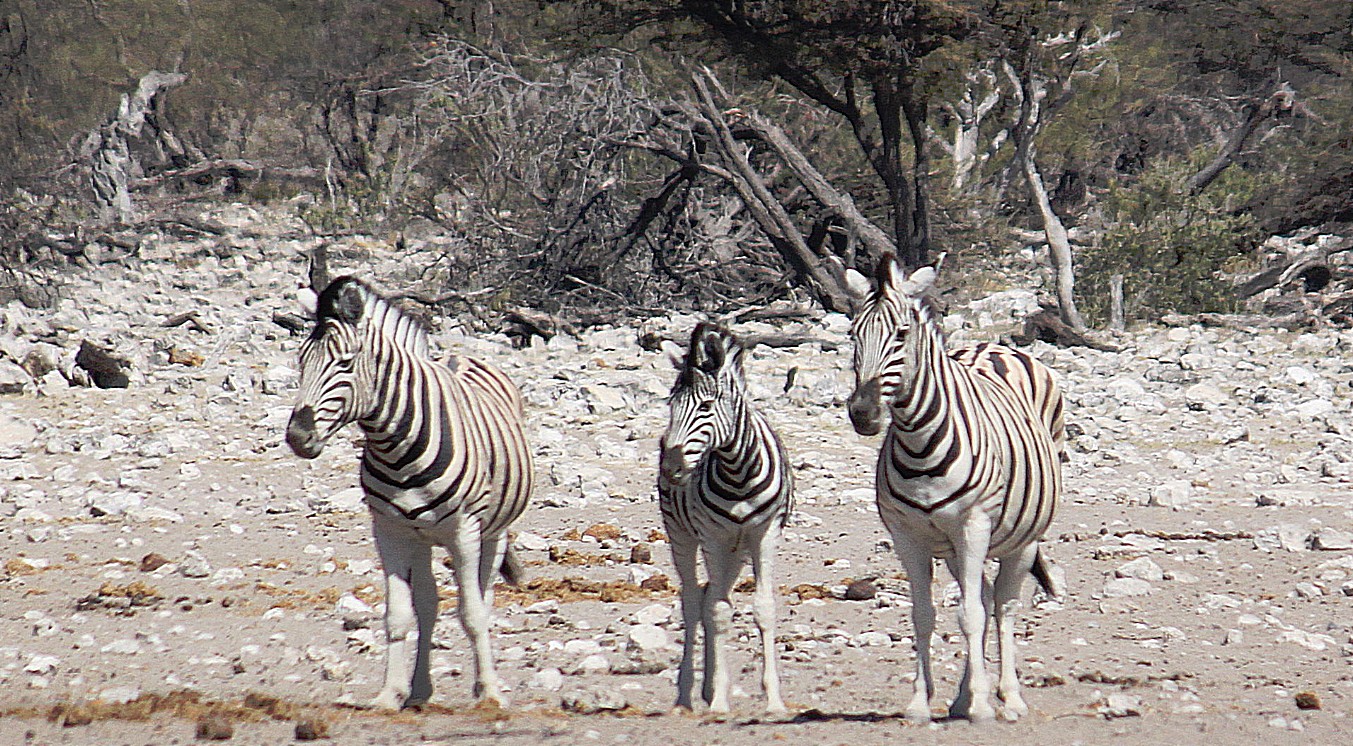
[1030,547,1064,602]
[499,544,526,586]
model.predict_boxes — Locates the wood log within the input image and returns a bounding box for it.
[1009,309,1119,351]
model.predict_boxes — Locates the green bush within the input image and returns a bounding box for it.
[1077,153,1264,324]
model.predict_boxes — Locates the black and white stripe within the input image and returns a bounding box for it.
[846,255,1065,723]
[286,276,533,710]
[658,322,792,714]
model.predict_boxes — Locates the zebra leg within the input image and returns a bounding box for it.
[946,556,995,719]
[477,533,509,612]
[751,528,786,714]
[669,529,702,711]
[702,543,743,714]
[447,517,504,705]
[893,536,936,722]
[371,515,421,711]
[948,516,996,723]
[992,543,1038,720]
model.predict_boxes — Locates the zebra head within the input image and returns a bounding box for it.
[659,322,747,486]
[286,277,381,459]
[847,253,939,436]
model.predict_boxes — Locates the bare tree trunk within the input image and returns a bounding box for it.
[691,73,856,313]
[1024,149,1087,331]
[1109,274,1125,331]
[79,71,187,224]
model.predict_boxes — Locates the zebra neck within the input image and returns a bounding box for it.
[888,324,952,432]
[357,336,433,439]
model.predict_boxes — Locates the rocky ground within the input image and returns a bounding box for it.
[2,204,1353,745]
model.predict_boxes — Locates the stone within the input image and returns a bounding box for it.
[528,668,565,691]
[0,359,31,394]
[1311,527,1353,551]
[561,686,627,714]
[1146,480,1194,509]
[179,550,212,578]
[633,603,672,626]
[625,624,669,653]
[514,531,552,551]
[1115,557,1165,583]
[1102,578,1153,598]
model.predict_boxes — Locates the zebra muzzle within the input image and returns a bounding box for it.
[658,443,693,484]
[285,405,324,459]
[848,378,885,436]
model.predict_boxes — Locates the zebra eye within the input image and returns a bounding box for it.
[698,399,715,412]
[894,329,908,342]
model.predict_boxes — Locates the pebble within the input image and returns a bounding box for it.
[561,686,627,714]
[1115,557,1165,582]
[625,624,669,653]
[1102,578,1154,598]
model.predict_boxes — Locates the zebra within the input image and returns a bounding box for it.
[284,276,533,710]
[845,254,1065,723]
[657,322,793,714]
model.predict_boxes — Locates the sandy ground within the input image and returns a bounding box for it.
[2,219,1353,745]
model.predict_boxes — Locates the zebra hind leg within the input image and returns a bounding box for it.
[448,518,505,706]
[992,543,1039,721]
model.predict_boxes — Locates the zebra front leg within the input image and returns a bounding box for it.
[751,528,786,714]
[948,516,996,723]
[992,544,1038,720]
[894,536,936,722]
[371,515,421,710]
[702,544,743,714]
[448,517,504,706]
[669,531,702,712]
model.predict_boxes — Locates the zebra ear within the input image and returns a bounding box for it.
[900,266,937,298]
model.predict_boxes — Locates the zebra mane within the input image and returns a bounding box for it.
[315,276,432,358]
[674,321,744,391]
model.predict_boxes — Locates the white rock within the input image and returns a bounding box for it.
[1311,527,1353,551]
[575,653,611,674]
[97,686,142,704]
[1115,557,1165,582]
[1102,578,1154,598]
[23,654,59,674]
[514,531,552,551]
[1147,480,1194,509]
[1295,399,1335,418]
[101,639,142,655]
[564,639,603,656]
[179,550,212,578]
[626,624,670,653]
[336,593,373,615]
[633,603,672,626]
[854,631,892,647]
[528,667,565,691]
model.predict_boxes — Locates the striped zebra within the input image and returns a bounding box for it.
[845,254,1065,723]
[284,276,533,710]
[658,322,793,714]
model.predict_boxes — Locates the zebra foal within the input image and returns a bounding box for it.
[658,323,792,714]
[285,276,533,710]
[846,255,1065,723]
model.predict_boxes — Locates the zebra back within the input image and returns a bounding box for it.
[658,323,792,540]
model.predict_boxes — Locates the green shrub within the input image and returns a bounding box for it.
[1078,152,1263,324]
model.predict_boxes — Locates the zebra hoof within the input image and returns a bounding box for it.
[371,689,405,712]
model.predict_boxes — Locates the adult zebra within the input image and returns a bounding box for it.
[846,254,1065,723]
[285,276,533,710]
[658,322,792,714]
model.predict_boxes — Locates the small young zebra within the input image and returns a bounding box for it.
[846,255,1065,723]
[658,323,793,714]
[285,276,533,710]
